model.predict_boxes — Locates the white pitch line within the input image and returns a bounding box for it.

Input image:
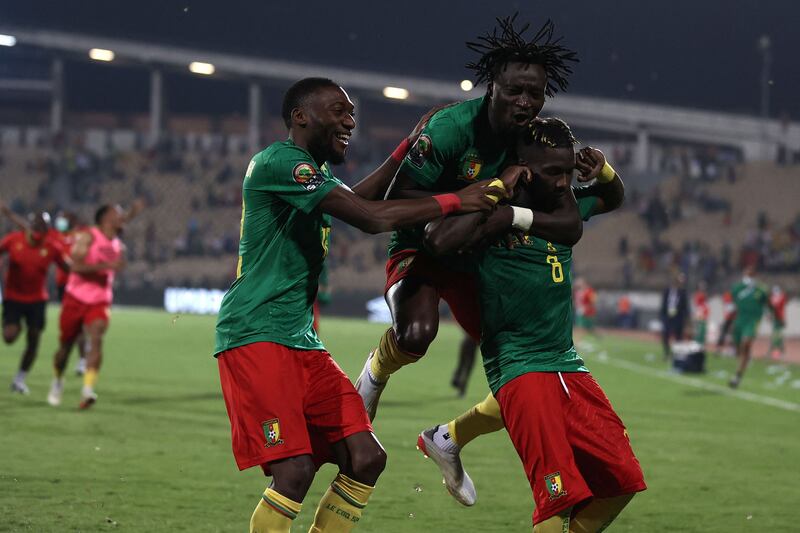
[592,356,800,413]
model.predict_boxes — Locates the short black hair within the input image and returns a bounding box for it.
[95,204,112,225]
[525,117,578,148]
[466,15,578,97]
[281,77,340,129]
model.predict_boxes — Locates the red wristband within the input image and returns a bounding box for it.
[391,138,411,163]
[432,193,461,215]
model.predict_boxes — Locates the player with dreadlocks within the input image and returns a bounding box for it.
[419,117,644,532]
[356,15,582,424]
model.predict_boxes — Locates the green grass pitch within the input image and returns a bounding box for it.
[1,307,799,532]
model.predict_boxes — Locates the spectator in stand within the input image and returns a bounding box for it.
[659,272,689,359]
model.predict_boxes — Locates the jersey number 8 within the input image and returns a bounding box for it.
[546,255,564,283]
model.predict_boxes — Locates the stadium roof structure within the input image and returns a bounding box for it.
[1,25,799,166]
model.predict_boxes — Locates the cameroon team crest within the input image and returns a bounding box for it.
[407,135,432,168]
[459,152,483,181]
[544,472,567,500]
[293,163,325,191]
[262,419,284,448]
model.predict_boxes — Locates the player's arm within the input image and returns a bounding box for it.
[320,177,508,234]
[351,105,451,201]
[122,199,145,223]
[424,187,583,256]
[51,241,72,272]
[573,147,624,215]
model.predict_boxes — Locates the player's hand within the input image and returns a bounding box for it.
[455,179,505,213]
[498,164,532,194]
[406,103,456,145]
[576,147,606,182]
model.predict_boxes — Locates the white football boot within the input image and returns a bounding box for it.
[417,426,477,506]
[47,379,64,407]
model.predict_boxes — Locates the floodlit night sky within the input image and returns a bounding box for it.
[1,0,797,117]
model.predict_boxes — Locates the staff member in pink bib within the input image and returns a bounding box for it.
[47,204,126,409]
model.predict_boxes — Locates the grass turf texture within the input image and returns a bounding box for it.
[1,307,798,532]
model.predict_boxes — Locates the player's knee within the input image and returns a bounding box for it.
[271,457,316,500]
[349,444,387,482]
[394,321,437,355]
[3,328,19,344]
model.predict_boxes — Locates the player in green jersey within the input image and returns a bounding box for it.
[214,77,514,533]
[357,15,583,422]
[728,265,774,388]
[417,119,645,532]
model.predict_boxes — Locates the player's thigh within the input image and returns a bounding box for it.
[496,373,592,523]
[59,296,86,344]
[305,351,373,444]
[2,301,23,342]
[217,342,314,471]
[563,373,646,498]
[24,302,47,333]
[385,276,440,350]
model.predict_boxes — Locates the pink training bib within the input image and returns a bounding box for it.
[65,227,122,305]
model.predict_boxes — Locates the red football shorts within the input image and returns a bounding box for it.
[217,341,373,474]
[59,292,111,344]
[496,372,647,525]
[384,249,481,341]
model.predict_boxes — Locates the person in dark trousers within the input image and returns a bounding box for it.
[451,334,478,397]
[660,272,689,359]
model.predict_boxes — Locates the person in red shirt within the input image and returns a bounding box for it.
[574,277,598,335]
[769,285,787,359]
[693,283,710,345]
[0,212,69,393]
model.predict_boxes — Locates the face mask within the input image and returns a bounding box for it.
[55,216,69,232]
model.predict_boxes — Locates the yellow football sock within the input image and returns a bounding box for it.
[570,494,634,533]
[251,487,302,533]
[309,473,373,532]
[83,369,98,389]
[533,509,571,533]
[448,392,504,448]
[369,328,421,383]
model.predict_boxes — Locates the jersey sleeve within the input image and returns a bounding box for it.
[577,195,599,221]
[247,146,340,214]
[399,113,464,188]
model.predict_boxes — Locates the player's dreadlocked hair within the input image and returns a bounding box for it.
[466,15,578,96]
[525,117,578,148]
[281,77,340,128]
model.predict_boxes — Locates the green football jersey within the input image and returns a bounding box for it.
[731,279,769,323]
[479,196,598,394]
[388,97,510,259]
[214,140,341,355]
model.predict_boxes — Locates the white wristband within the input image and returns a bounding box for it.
[511,206,534,232]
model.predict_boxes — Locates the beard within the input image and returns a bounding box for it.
[307,134,345,165]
